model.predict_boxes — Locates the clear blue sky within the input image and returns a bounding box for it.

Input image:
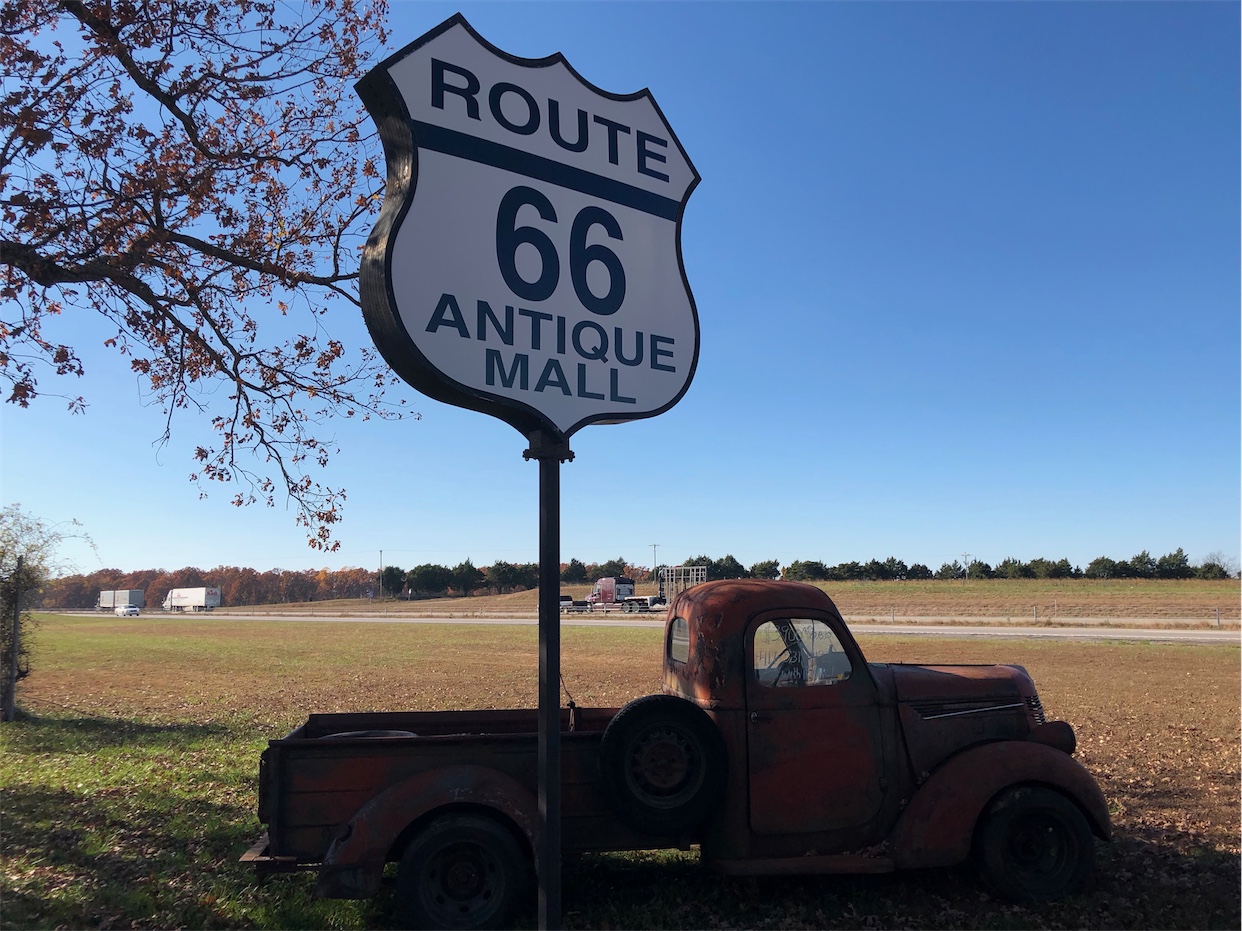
[2,0,1238,578]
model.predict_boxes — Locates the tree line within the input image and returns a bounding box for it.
[35,547,1235,610]
[780,548,1234,582]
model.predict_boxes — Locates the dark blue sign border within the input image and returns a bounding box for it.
[356,13,700,441]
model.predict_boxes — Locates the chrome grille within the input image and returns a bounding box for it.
[1025,694,1047,725]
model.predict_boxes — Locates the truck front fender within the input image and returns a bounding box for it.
[889,740,1111,870]
[316,764,538,899]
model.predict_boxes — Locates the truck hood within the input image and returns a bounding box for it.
[888,663,1030,709]
[881,663,1040,777]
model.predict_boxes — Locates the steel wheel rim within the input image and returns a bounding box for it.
[1006,811,1075,886]
[421,840,502,921]
[624,722,704,806]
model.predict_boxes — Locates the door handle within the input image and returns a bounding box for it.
[749,712,771,723]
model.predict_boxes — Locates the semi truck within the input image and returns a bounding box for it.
[582,565,708,613]
[244,579,1109,929]
[162,586,221,612]
[97,589,145,611]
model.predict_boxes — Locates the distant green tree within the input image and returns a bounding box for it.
[594,557,630,579]
[1129,551,1157,579]
[561,558,588,584]
[1195,561,1229,580]
[485,561,519,593]
[883,557,909,581]
[1194,551,1236,579]
[936,561,964,580]
[1085,556,1123,579]
[1155,548,1194,579]
[749,559,781,580]
[907,563,933,580]
[518,564,540,590]
[380,565,405,596]
[829,561,865,581]
[784,560,829,581]
[994,558,1031,579]
[967,560,994,580]
[862,559,889,581]
[407,564,453,595]
[713,555,749,579]
[452,559,484,595]
[1028,557,1079,579]
[681,556,714,576]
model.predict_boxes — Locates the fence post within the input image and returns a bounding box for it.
[3,555,22,723]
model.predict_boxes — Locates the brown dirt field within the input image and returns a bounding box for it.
[826,579,1241,620]
[25,619,1240,861]
[223,577,1241,621]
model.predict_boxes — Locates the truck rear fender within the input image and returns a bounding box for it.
[316,764,538,899]
[888,740,1111,870]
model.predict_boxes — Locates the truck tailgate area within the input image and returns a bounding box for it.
[259,707,664,864]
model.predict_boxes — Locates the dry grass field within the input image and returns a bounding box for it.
[1,612,1238,929]
[219,578,1241,622]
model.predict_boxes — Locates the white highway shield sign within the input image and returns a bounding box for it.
[356,14,700,440]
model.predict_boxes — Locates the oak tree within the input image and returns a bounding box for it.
[1,0,402,549]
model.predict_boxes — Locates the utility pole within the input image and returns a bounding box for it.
[961,552,971,581]
[651,543,659,576]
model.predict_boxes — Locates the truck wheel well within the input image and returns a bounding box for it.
[973,781,1108,845]
[385,802,533,866]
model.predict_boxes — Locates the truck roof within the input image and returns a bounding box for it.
[670,578,840,625]
[665,580,853,709]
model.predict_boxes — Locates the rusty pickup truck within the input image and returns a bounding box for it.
[244,579,1109,928]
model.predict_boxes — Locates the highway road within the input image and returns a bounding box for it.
[189,611,1240,645]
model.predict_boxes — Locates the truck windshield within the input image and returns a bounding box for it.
[753,618,852,688]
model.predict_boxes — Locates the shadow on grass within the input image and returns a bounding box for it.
[2,778,388,930]
[551,835,1241,931]
[5,707,232,753]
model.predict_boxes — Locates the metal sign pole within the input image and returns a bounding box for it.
[525,431,573,930]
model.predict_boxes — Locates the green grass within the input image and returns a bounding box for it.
[1,613,1238,929]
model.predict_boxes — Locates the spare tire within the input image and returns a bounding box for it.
[598,694,727,835]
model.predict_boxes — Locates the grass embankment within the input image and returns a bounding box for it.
[1,614,1238,929]
[215,578,1241,622]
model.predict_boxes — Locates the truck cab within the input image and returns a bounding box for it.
[642,580,1108,893]
[586,576,635,604]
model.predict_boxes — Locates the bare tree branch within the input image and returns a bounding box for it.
[0,0,407,550]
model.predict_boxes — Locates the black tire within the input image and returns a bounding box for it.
[394,812,529,930]
[598,694,727,835]
[976,786,1095,903]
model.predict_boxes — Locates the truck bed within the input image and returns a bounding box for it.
[259,706,671,866]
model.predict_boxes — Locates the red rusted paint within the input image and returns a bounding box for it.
[317,764,538,898]
[889,739,1111,869]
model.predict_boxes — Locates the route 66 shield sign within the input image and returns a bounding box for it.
[356,14,699,441]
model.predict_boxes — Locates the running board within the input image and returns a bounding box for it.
[711,854,895,876]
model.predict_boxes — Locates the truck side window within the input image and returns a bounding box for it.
[669,616,690,664]
[753,618,852,688]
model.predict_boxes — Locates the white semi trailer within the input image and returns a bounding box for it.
[98,589,145,611]
[163,587,222,612]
